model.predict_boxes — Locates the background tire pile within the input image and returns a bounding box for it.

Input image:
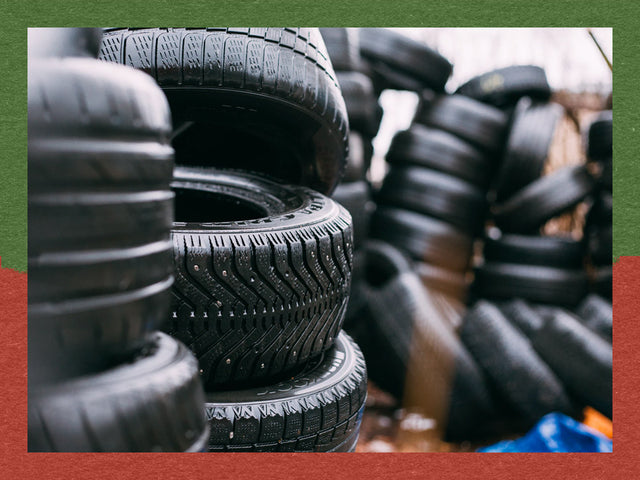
[28,27,367,452]
[319,28,612,444]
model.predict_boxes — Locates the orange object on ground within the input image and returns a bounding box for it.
[582,406,612,439]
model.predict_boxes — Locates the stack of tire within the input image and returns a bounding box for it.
[585,111,613,299]
[98,28,367,452]
[28,28,208,452]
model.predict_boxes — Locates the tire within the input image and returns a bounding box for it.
[28,58,175,383]
[460,301,575,426]
[332,180,374,247]
[319,27,361,71]
[575,294,612,342]
[168,167,353,389]
[587,110,612,161]
[359,28,452,92]
[498,299,545,338]
[588,224,612,266]
[473,262,588,307]
[28,332,208,452]
[586,192,612,229]
[600,159,612,192]
[29,27,103,58]
[494,98,564,201]
[371,207,474,272]
[455,65,551,108]
[342,132,367,182]
[492,165,595,234]
[377,166,486,233]
[205,332,367,452]
[414,94,508,153]
[99,28,348,195]
[336,71,382,137]
[353,242,493,440]
[592,266,612,300]
[530,308,612,418]
[483,230,585,269]
[416,262,468,302]
[386,124,491,187]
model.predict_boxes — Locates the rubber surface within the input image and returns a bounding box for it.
[588,224,612,266]
[492,165,595,234]
[342,132,367,182]
[494,98,564,201]
[587,110,612,161]
[204,332,367,452]
[483,230,584,269]
[499,299,545,338]
[575,294,612,342]
[378,166,486,233]
[332,180,374,248]
[28,58,175,384]
[371,207,474,272]
[530,308,612,418]
[336,71,382,137]
[461,301,574,426]
[100,28,348,195]
[359,28,452,92]
[455,65,551,108]
[168,167,353,389]
[320,27,361,71]
[29,27,103,58]
[414,94,508,153]
[473,262,588,307]
[592,266,612,300]
[29,333,208,452]
[386,124,491,187]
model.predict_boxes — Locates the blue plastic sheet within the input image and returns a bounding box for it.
[478,413,612,452]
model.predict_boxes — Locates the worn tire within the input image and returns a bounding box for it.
[371,207,474,272]
[461,301,574,426]
[359,28,452,92]
[414,94,508,153]
[205,332,367,452]
[473,262,588,307]
[492,165,595,234]
[28,332,208,452]
[320,27,361,71]
[386,124,491,187]
[494,98,564,201]
[100,28,348,195]
[28,58,175,384]
[29,27,103,58]
[336,71,382,137]
[378,166,486,233]
[168,167,353,389]
[455,65,551,108]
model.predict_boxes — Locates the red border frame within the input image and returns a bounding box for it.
[1,257,635,478]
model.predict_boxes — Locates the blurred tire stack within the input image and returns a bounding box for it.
[318,28,612,449]
[28,27,368,452]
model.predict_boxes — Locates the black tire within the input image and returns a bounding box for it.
[494,98,564,201]
[498,299,545,338]
[600,158,612,192]
[336,71,382,137]
[460,301,574,426]
[586,191,612,229]
[28,58,175,383]
[414,94,508,153]
[530,308,612,418]
[319,27,361,71]
[205,332,367,452]
[342,132,367,182]
[29,27,103,58]
[28,332,208,452]
[473,262,588,307]
[593,266,612,300]
[359,28,452,92]
[386,124,491,187]
[575,294,612,342]
[455,65,551,108]
[416,262,468,302]
[168,167,353,389]
[354,242,493,440]
[483,230,585,269]
[492,165,595,234]
[99,28,348,195]
[588,224,612,266]
[332,180,374,247]
[371,207,474,272]
[377,166,486,233]
[587,110,612,161]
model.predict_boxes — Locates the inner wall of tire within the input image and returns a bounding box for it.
[173,187,269,223]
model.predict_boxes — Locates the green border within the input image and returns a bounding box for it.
[1,0,634,272]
